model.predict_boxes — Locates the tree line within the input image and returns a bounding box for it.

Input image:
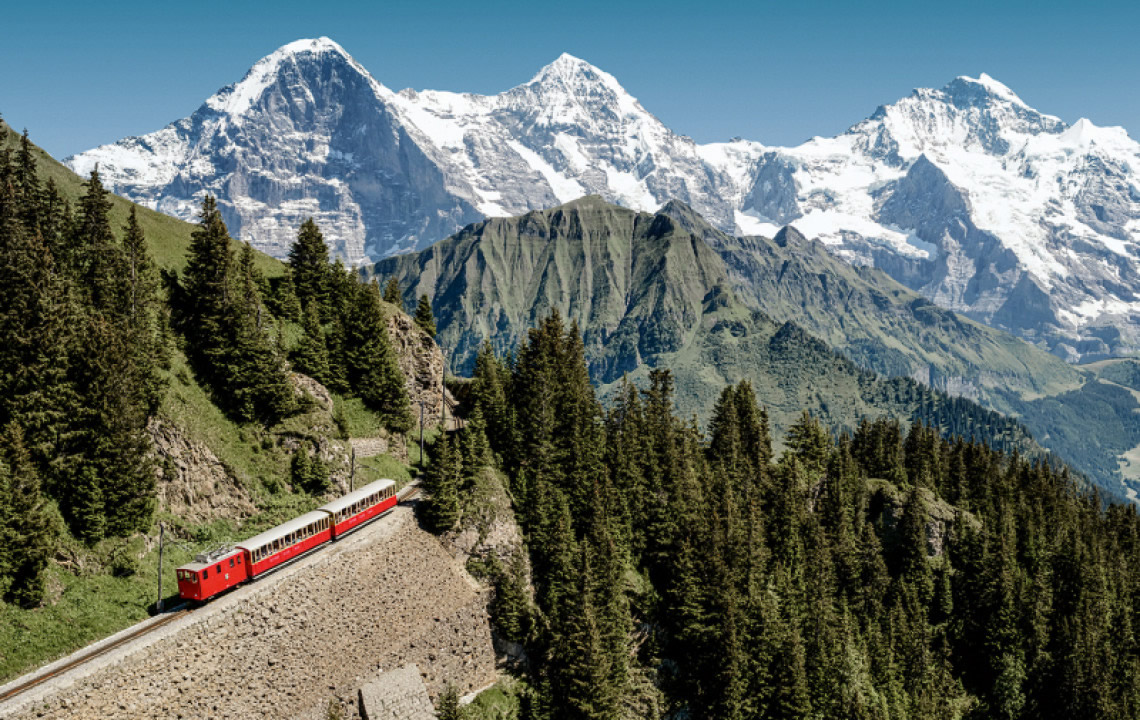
[425,311,1140,720]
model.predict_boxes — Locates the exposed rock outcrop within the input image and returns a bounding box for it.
[385,310,446,428]
[147,417,256,523]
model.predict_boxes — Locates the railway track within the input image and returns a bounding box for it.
[2,478,424,710]
[0,605,191,705]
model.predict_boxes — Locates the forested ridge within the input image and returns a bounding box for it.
[0,131,412,608]
[427,313,1140,720]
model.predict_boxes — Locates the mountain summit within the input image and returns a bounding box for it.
[68,39,1140,359]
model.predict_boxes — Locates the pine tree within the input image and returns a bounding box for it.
[414,293,436,337]
[785,410,831,477]
[291,443,331,494]
[120,206,167,413]
[0,423,55,607]
[288,218,330,316]
[226,243,295,424]
[383,276,402,306]
[73,169,127,313]
[436,684,462,720]
[470,340,512,454]
[271,269,302,322]
[0,163,73,485]
[180,196,234,377]
[343,279,413,432]
[293,302,331,385]
[460,405,491,478]
[492,549,532,644]
[423,434,462,532]
[180,200,293,425]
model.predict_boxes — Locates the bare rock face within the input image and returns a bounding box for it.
[441,467,524,566]
[385,310,446,428]
[292,372,335,414]
[147,417,256,523]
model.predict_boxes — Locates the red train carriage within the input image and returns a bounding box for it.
[238,510,333,578]
[176,547,248,602]
[174,478,399,603]
[319,479,397,538]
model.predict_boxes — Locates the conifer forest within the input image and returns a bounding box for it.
[3,126,1140,720]
[425,315,1140,720]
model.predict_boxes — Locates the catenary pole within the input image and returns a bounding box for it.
[156,522,165,612]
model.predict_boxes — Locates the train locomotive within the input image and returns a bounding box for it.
[175,478,398,602]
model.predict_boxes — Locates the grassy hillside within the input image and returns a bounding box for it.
[0,121,282,277]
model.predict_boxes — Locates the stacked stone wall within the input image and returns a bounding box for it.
[10,507,496,720]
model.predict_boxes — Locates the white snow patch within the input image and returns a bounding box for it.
[506,141,584,203]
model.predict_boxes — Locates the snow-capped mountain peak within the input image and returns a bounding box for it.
[67,38,1140,360]
[507,52,653,131]
[954,72,1030,108]
[204,37,366,118]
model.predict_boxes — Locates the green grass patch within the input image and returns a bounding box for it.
[0,533,196,681]
[332,394,388,439]
[463,677,528,720]
[355,453,414,490]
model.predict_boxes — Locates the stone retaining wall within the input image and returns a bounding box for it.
[358,665,434,720]
[10,508,496,720]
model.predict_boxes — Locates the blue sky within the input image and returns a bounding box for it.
[2,0,1137,159]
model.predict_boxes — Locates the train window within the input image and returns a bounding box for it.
[216,564,222,574]
[203,569,208,579]
[229,558,235,568]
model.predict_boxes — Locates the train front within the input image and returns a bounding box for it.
[176,547,249,602]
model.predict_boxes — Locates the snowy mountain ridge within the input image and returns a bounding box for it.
[66,37,1140,360]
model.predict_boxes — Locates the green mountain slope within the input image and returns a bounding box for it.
[374,197,1035,450]
[373,196,731,382]
[660,199,1083,412]
[374,196,1139,494]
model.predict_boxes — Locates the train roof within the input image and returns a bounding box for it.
[177,546,243,573]
[318,478,396,514]
[235,510,331,553]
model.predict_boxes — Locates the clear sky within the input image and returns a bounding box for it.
[2,0,1137,159]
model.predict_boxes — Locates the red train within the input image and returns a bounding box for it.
[175,478,398,602]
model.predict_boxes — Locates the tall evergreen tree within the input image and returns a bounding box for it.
[343,278,413,432]
[382,276,402,306]
[288,218,330,317]
[423,433,462,532]
[180,198,293,424]
[414,293,436,337]
[0,423,55,607]
[293,302,331,385]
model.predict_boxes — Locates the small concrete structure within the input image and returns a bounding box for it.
[359,665,435,720]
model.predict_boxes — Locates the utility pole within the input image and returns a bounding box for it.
[419,401,425,468]
[156,522,165,612]
[440,345,447,431]
[350,446,356,492]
